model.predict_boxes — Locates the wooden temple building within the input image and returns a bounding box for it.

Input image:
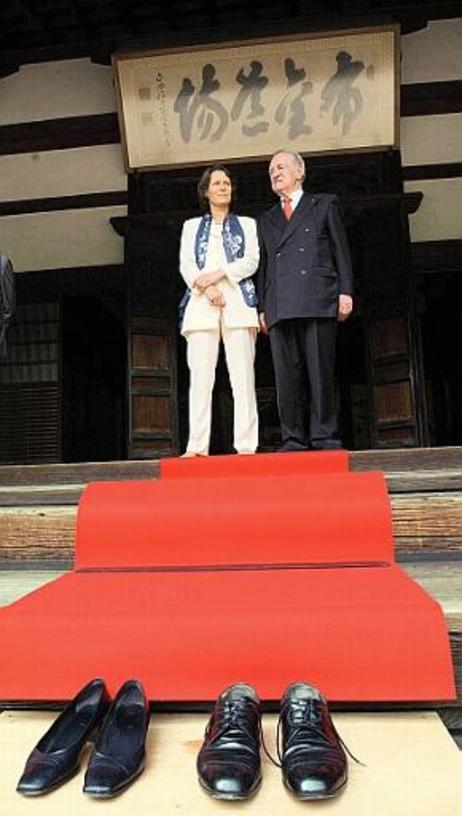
[0,0,461,786]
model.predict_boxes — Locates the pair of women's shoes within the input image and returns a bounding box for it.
[16,678,150,798]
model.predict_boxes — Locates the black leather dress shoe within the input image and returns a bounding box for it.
[278,441,309,452]
[16,678,110,796]
[197,683,262,800]
[83,679,149,798]
[310,439,343,450]
[279,681,347,800]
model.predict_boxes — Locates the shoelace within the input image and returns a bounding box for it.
[260,699,365,769]
[205,698,260,749]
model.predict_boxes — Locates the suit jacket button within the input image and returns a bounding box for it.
[276,251,281,257]
[305,228,310,232]
[299,247,304,251]
[300,270,307,275]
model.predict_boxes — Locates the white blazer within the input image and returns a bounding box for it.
[179,215,260,336]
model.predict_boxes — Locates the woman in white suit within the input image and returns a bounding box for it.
[179,165,259,456]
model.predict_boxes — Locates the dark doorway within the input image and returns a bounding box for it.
[62,294,126,462]
[421,272,462,446]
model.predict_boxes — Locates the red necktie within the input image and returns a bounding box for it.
[283,196,293,220]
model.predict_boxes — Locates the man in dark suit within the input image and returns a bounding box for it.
[0,254,15,359]
[258,150,353,451]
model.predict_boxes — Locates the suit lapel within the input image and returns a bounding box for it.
[267,202,286,233]
[276,193,318,247]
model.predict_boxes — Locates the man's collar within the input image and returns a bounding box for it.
[280,188,304,207]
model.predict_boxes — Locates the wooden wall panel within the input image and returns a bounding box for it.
[374,381,413,423]
[0,145,126,202]
[401,113,462,167]
[401,18,462,84]
[132,334,170,370]
[133,395,171,434]
[405,178,462,242]
[0,206,126,272]
[0,303,61,464]
[0,59,116,125]
[371,317,409,359]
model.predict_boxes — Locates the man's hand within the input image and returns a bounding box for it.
[259,312,268,334]
[194,270,224,292]
[205,285,226,307]
[337,294,353,322]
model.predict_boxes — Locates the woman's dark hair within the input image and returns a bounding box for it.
[197,165,236,211]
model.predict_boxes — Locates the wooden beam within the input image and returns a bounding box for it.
[0,113,120,156]
[0,191,127,218]
[401,80,462,117]
[411,240,462,273]
[403,162,462,182]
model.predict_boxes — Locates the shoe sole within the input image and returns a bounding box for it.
[198,775,262,801]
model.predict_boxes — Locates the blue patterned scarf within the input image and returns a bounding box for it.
[179,213,257,327]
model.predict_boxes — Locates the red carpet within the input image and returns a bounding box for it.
[0,451,456,702]
[159,449,349,479]
[0,566,453,702]
[75,471,393,569]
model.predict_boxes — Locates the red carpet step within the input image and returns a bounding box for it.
[0,452,455,702]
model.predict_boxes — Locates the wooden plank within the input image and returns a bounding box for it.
[386,471,462,493]
[1,449,462,488]
[0,571,65,607]
[0,488,84,507]
[392,493,462,555]
[0,113,120,156]
[1,711,461,815]
[401,79,462,117]
[0,460,159,487]
[351,446,462,472]
[0,508,75,564]
[1,470,462,506]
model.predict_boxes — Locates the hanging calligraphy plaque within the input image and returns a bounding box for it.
[113,26,399,171]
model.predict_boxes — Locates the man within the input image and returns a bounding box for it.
[258,150,353,451]
[0,253,15,359]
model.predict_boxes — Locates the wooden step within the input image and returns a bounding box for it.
[1,710,461,814]
[0,459,159,487]
[1,446,462,492]
[1,564,461,717]
[1,447,461,565]
[2,563,461,622]
[0,492,461,566]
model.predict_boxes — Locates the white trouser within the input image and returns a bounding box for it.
[186,325,258,454]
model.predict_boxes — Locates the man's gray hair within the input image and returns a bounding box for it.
[271,149,306,181]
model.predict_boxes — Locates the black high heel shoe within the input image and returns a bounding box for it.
[83,679,150,798]
[16,678,110,796]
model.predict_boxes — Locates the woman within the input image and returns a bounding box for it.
[179,165,259,456]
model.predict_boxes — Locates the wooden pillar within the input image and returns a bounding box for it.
[111,215,180,459]
[351,192,429,448]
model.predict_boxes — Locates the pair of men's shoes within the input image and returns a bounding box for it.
[278,440,343,452]
[16,678,149,798]
[197,680,348,801]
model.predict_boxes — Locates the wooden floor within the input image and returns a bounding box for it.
[2,710,462,815]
